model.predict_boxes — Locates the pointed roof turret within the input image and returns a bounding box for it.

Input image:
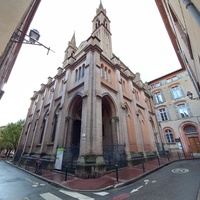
[68,32,76,48]
[96,0,106,15]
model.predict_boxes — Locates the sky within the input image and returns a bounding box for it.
[0,0,181,126]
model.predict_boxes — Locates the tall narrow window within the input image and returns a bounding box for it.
[40,119,46,144]
[39,111,48,144]
[165,129,175,143]
[176,103,190,118]
[100,64,104,77]
[156,108,169,121]
[104,67,107,80]
[108,70,111,82]
[170,86,184,99]
[75,69,78,81]
[154,91,165,104]
[82,64,85,78]
[51,109,59,142]
[78,67,81,80]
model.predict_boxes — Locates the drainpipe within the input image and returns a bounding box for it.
[182,0,200,26]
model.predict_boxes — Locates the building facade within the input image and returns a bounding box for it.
[16,2,160,178]
[149,68,200,155]
[0,0,41,99]
[155,0,200,96]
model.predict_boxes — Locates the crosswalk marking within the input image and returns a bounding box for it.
[93,191,109,196]
[40,192,62,200]
[59,189,94,200]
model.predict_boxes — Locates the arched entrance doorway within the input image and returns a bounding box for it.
[63,95,82,172]
[70,97,82,158]
[184,125,200,153]
[102,95,126,169]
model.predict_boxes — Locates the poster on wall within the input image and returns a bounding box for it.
[54,147,64,170]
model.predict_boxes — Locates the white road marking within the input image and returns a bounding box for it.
[59,189,94,200]
[130,185,143,193]
[93,191,109,196]
[40,192,62,200]
[144,179,149,185]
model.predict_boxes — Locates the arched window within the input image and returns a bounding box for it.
[104,67,107,80]
[108,69,111,82]
[51,108,59,142]
[78,67,82,80]
[82,64,85,77]
[184,125,197,135]
[104,19,107,28]
[100,64,104,77]
[164,129,175,143]
[96,19,100,29]
[39,111,48,144]
[75,69,78,81]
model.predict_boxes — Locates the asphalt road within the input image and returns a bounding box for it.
[0,159,200,200]
[104,159,200,200]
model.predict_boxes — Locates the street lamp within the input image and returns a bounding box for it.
[28,29,40,44]
[187,91,200,100]
[12,29,55,55]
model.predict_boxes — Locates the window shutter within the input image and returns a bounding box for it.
[179,85,184,97]
[186,102,192,117]
[174,105,180,119]
[169,88,174,100]
[152,94,157,104]
[161,91,166,102]
[166,108,171,120]
[156,109,161,122]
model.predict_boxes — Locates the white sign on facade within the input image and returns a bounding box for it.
[54,148,64,170]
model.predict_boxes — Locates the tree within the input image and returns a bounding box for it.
[0,120,24,156]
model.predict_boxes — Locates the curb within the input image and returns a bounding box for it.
[5,158,196,192]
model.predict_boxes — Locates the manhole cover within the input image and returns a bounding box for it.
[172,168,189,174]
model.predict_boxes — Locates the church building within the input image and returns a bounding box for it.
[16,2,160,178]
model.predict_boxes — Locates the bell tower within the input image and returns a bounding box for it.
[91,1,113,59]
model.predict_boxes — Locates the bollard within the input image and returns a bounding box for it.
[141,159,145,172]
[157,156,161,166]
[25,159,30,170]
[166,154,170,162]
[115,164,118,182]
[177,151,180,160]
[65,165,68,181]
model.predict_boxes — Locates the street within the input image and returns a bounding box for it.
[0,159,200,200]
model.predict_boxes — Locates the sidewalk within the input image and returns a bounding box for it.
[6,155,193,192]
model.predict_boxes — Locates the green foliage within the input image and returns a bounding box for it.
[0,119,24,151]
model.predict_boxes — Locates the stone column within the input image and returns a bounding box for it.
[65,117,74,148]
[110,116,119,144]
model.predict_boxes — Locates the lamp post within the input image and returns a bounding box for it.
[12,29,55,55]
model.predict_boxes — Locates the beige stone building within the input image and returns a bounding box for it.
[0,0,41,100]
[155,0,200,96]
[149,68,200,156]
[16,2,159,178]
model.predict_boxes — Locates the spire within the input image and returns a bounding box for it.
[63,32,77,64]
[68,31,76,48]
[96,0,106,15]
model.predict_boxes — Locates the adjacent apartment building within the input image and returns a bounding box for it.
[155,0,200,97]
[16,2,160,178]
[149,68,200,155]
[0,0,41,99]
